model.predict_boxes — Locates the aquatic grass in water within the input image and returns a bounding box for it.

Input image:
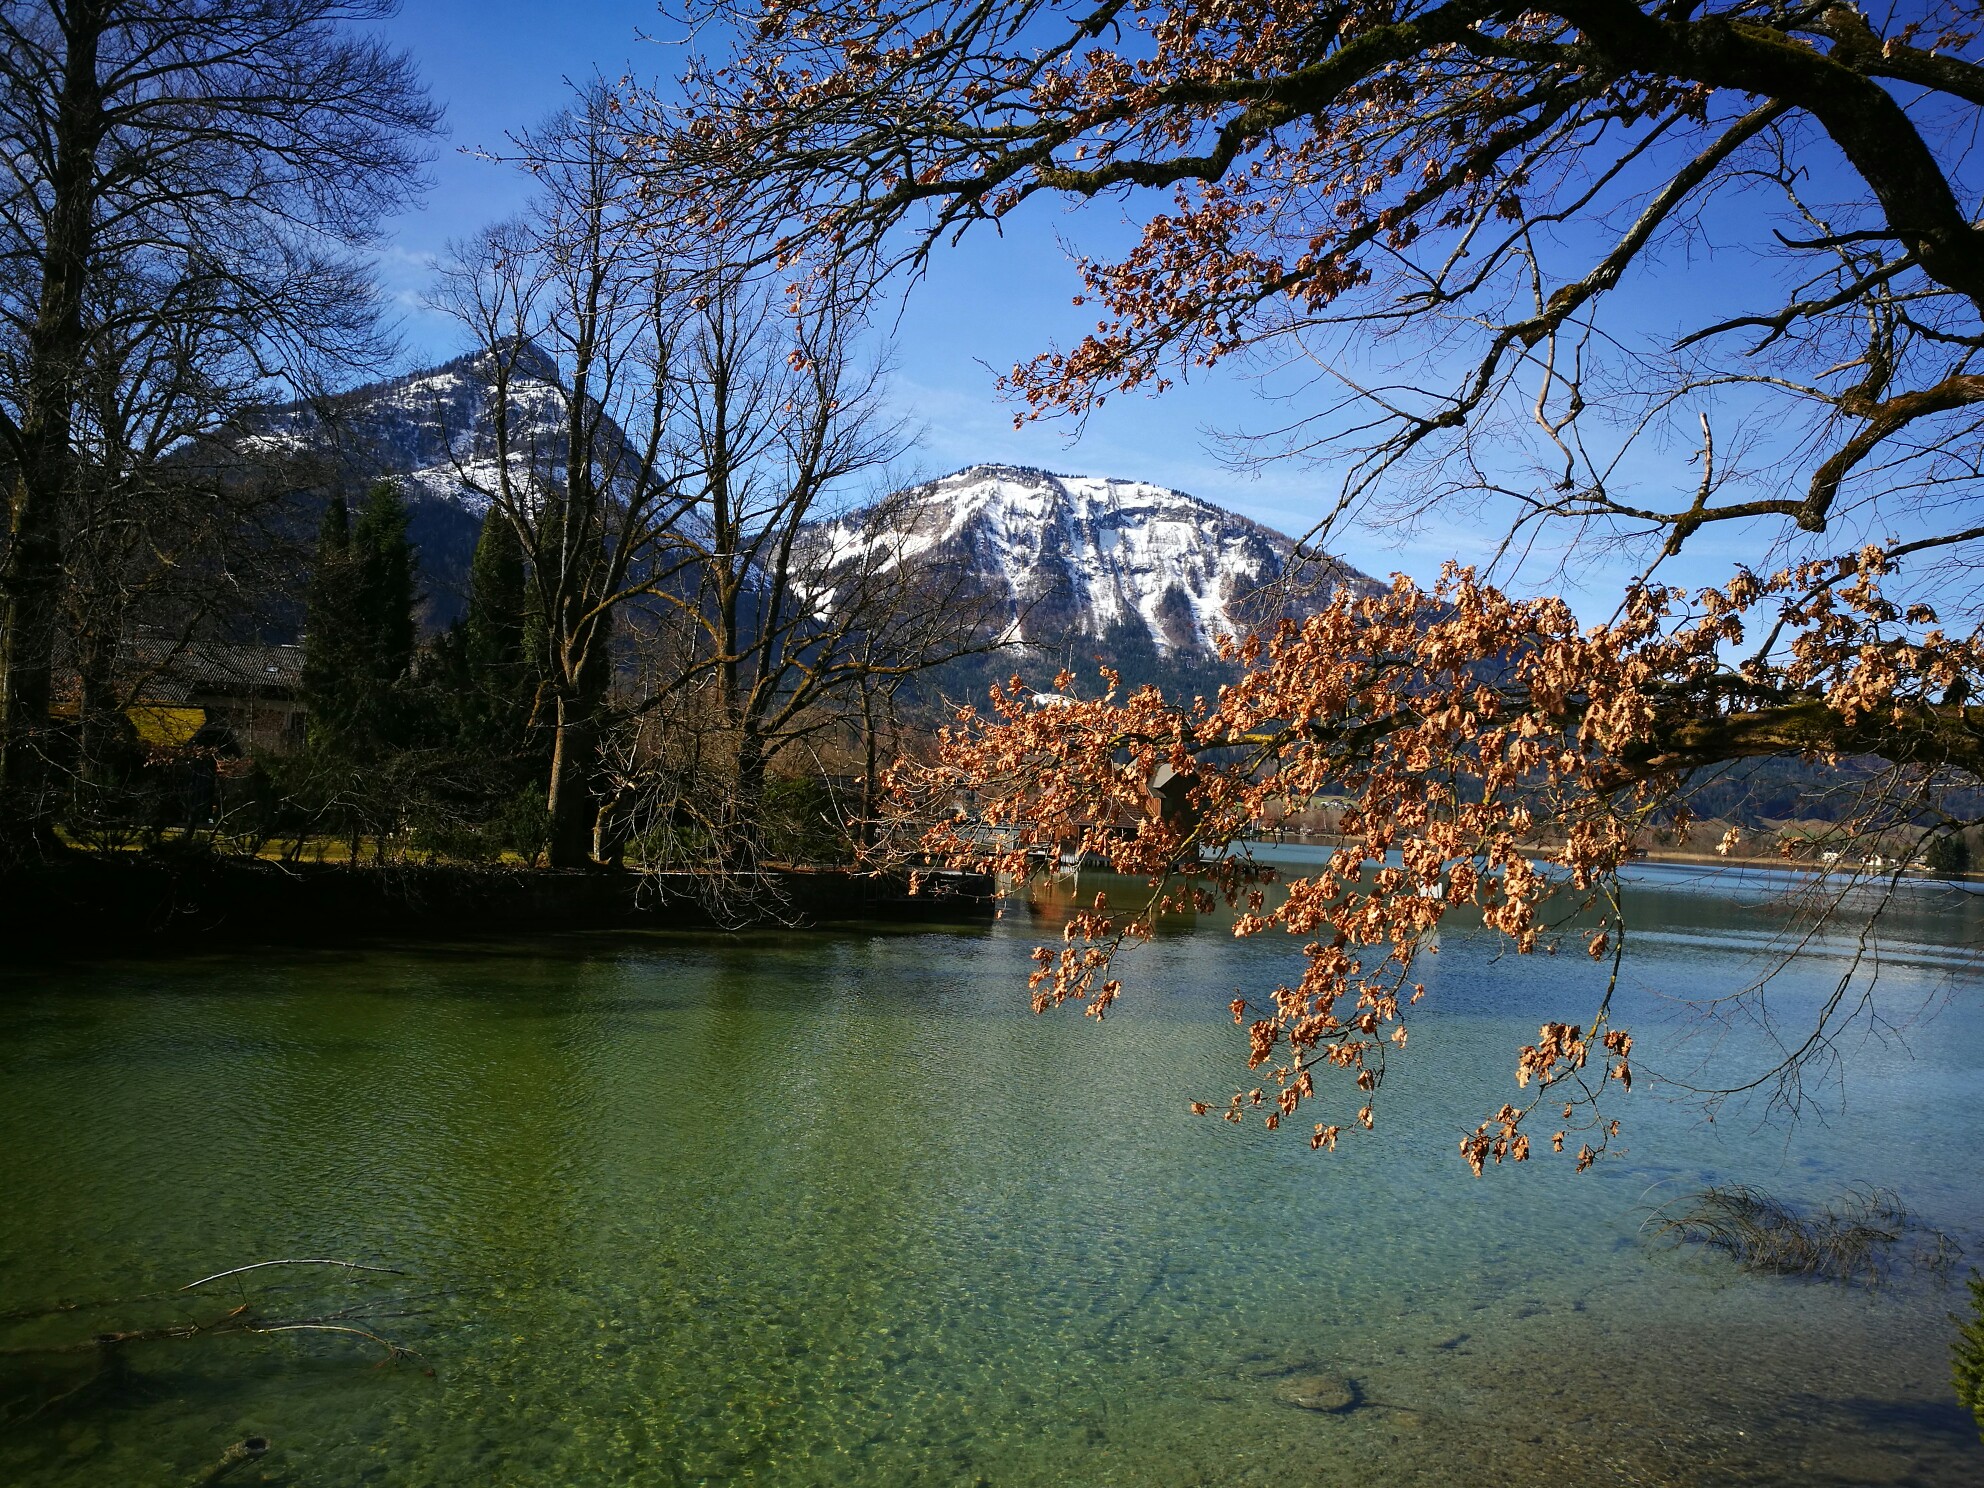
[1646,1184,1964,1286]
[1954,1273,1984,1443]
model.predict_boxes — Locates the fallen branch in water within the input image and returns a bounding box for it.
[0,1257,424,1425]
[3,1310,417,1363]
[180,1258,406,1291]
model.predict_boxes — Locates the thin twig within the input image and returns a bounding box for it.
[179,1259,406,1292]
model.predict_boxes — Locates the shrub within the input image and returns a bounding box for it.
[408,819,501,866]
[493,787,549,868]
[759,775,853,865]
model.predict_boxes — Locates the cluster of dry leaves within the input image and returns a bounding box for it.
[892,551,1983,1172]
[643,0,1984,1168]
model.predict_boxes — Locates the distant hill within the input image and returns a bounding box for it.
[1665,755,1984,832]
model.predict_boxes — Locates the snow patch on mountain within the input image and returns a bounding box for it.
[817,464,1377,656]
[247,343,582,517]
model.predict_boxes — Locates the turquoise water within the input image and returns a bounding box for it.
[3,860,1982,1485]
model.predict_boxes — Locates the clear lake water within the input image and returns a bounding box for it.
[3,856,1982,1485]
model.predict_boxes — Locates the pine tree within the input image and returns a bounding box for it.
[1926,833,1973,878]
[462,507,533,751]
[303,480,418,761]
[350,478,416,693]
[302,494,359,753]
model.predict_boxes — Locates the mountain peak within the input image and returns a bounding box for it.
[827,464,1374,656]
[255,341,581,517]
[230,341,606,630]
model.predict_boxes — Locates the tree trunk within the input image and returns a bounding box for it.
[728,730,768,869]
[72,625,129,840]
[0,463,67,847]
[0,18,101,853]
[76,627,124,788]
[592,784,635,869]
[858,686,879,853]
[545,697,597,869]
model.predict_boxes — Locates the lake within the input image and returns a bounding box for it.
[4,859,1982,1485]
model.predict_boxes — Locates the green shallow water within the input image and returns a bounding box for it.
[4,860,1983,1485]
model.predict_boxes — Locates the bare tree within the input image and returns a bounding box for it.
[612,305,1013,875]
[0,0,438,851]
[51,258,318,801]
[625,273,929,865]
[443,91,1007,872]
[436,92,694,869]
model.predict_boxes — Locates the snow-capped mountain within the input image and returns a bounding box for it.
[244,341,585,517]
[228,343,1372,660]
[235,342,640,628]
[814,464,1378,658]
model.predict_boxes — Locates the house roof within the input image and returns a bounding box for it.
[122,636,305,702]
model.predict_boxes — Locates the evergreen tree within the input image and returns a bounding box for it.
[302,495,359,753]
[462,507,533,751]
[1926,833,1973,878]
[350,478,416,693]
[303,480,418,761]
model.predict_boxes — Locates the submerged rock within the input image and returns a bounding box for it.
[1275,1373,1359,1413]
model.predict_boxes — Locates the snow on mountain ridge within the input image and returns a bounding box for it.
[249,344,583,518]
[822,463,1377,656]
[228,342,636,630]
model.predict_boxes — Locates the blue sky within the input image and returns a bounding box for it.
[368,2,1457,585]
[366,3,1826,610]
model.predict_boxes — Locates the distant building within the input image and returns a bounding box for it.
[57,637,307,756]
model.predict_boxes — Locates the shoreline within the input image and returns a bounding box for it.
[1248,833,1976,881]
[11,838,1975,963]
[2,853,998,959]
